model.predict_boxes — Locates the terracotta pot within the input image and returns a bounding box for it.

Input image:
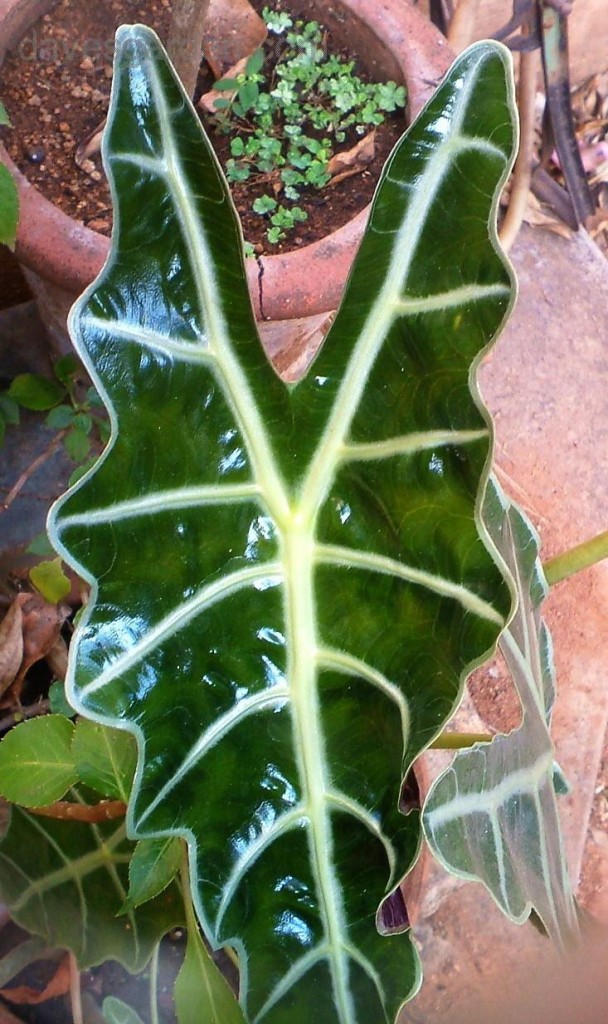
[0,0,453,353]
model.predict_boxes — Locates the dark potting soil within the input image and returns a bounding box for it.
[0,0,406,255]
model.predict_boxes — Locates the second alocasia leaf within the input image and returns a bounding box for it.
[50,27,516,1023]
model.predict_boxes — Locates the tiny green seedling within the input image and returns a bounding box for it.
[3,355,109,484]
[208,6,406,245]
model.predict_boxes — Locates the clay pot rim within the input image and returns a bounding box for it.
[0,0,453,320]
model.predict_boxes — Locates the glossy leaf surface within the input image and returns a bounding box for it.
[50,28,516,1023]
[0,801,182,970]
[423,477,578,946]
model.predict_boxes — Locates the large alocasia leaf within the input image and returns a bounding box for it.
[423,477,579,946]
[49,27,516,1023]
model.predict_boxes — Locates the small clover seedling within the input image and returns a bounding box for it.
[208,5,406,246]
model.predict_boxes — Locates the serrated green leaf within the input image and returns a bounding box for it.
[29,557,71,603]
[423,476,578,947]
[54,353,80,384]
[0,716,77,806]
[8,373,65,411]
[103,996,146,1024]
[0,801,183,970]
[50,28,516,1023]
[0,164,19,249]
[124,837,182,910]
[73,412,93,434]
[65,425,91,462]
[72,719,137,801]
[46,403,76,429]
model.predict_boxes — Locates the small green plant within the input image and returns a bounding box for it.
[2,355,109,483]
[209,7,406,245]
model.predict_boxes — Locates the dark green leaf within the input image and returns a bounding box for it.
[124,837,182,910]
[46,404,76,429]
[0,716,77,806]
[0,393,20,426]
[54,353,80,385]
[8,373,65,411]
[50,29,516,1022]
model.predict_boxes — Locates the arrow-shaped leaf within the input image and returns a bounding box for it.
[423,476,578,946]
[50,28,516,1023]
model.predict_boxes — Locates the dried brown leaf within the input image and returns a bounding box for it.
[0,599,24,698]
[75,117,106,167]
[2,594,69,704]
[0,954,71,1005]
[523,191,574,240]
[327,131,376,185]
[44,635,69,681]
[203,0,267,79]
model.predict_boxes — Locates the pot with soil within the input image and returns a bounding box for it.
[0,0,452,354]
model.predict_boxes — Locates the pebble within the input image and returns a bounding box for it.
[27,95,42,107]
[80,57,94,72]
[24,144,46,164]
[80,158,96,174]
[86,218,110,232]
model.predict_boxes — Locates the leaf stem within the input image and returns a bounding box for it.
[150,942,160,1024]
[543,529,608,585]
[27,799,126,822]
[68,951,83,1024]
[430,731,492,749]
[1,430,67,513]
